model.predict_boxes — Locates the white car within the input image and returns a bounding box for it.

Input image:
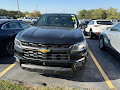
[85,20,114,38]
[99,23,120,58]
[17,17,38,23]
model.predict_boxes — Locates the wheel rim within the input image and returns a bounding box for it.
[7,42,14,54]
[99,38,103,48]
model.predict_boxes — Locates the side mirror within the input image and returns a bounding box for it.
[31,21,36,26]
[110,28,116,31]
[106,27,112,30]
[110,28,115,31]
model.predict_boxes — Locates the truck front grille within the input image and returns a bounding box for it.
[21,42,72,60]
[23,49,70,60]
[21,42,71,49]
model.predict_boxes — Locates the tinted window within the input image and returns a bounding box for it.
[36,14,77,27]
[112,23,120,31]
[97,21,113,25]
[3,22,21,29]
[19,22,29,29]
[117,20,120,22]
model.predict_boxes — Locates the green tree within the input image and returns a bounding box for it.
[27,13,34,17]
[32,10,42,17]
[86,10,94,19]
[77,9,87,19]
[7,11,25,19]
[0,9,7,16]
[0,9,26,18]
[7,11,18,18]
[92,8,107,19]
[24,11,29,16]
[118,12,120,19]
[106,7,119,19]
[27,10,42,17]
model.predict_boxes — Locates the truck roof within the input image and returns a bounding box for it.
[44,13,76,15]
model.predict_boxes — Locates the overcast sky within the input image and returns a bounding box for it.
[0,0,120,14]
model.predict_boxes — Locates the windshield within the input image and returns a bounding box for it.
[36,14,78,28]
[97,21,113,25]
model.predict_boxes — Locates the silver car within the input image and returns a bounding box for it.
[99,23,120,57]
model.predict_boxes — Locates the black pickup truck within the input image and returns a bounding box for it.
[14,13,88,74]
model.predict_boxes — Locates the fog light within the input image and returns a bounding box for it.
[73,62,83,70]
[73,58,85,71]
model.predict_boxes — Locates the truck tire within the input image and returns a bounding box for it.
[5,40,14,55]
[89,31,94,39]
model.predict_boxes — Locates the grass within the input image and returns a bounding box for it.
[0,80,99,90]
[0,80,68,90]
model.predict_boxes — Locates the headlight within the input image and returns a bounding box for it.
[71,40,87,54]
[14,38,21,48]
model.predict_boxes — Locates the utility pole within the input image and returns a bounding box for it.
[17,0,20,18]
[36,4,38,17]
[36,0,40,17]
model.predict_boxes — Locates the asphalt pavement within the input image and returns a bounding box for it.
[0,36,120,90]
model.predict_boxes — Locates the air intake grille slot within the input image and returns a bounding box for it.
[21,42,72,49]
[23,49,70,60]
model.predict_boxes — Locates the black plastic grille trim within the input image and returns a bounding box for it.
[21,42,72,49]
[23,49,70,60]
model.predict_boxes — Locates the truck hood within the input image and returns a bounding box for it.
[16,27,84,44]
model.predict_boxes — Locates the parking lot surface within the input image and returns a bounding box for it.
[0,36,120,90]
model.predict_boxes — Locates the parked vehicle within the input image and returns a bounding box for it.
[85,20,114,38]
[0,19,30,55]
[99,23,120,58]
[79,19,91,29]
[14,13,88,74]
[0,16,12,19]
[17,17,38,23]
[111,19,120,25]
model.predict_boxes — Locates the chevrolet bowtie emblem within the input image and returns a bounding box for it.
[38,49,51,53]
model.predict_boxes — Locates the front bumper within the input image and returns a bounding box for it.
[15,54,86,72]
[14,45,88,74]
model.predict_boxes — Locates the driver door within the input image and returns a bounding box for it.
[107,23,120,53]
